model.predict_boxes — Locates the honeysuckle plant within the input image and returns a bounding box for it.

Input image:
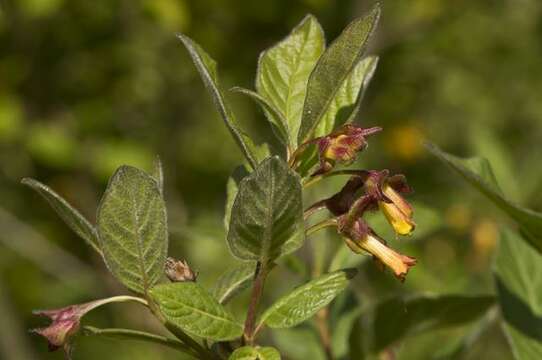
[25,3,542,360]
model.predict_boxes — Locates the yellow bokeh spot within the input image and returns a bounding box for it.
[385,124,425,161]
[471,219,498,258]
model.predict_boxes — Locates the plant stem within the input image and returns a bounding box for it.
[243,261,269,345]
[315,308,334,360]
[82,326,198,357]
[306,219,338,237]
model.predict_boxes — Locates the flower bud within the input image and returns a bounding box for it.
[31,302,97,355]
[165,257,198,282]
[314,125,382,175]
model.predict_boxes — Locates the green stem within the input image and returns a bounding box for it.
[82,326,198,357]
[306,219,338,237]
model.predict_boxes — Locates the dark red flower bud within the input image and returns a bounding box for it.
[313,124,382,175]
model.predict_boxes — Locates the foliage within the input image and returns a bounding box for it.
[2,1,541,359]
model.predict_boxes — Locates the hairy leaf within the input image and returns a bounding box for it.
[97,166,167,294]
[229,346,281,360]
[150,282,243,341]
[231,87,290,146]
[258,269,355,329]
[426,143,542,252]
[213,262,255,305]
[21,178,101,255]
[349,294,495,357]
[177,34,258,169]
[315,56,378,136]
[227,156,304,262]
[494,229,542,359]
[298,5,380,143]
[256,14,325,148]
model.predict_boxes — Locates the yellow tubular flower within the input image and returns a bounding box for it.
[379,183,416,235]
[343,232,416,281]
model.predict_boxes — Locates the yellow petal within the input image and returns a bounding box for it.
[379,201,416,235]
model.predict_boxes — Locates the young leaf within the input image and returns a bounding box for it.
[229,346,281,360]
[21,178,101,255]
[227,156,304,262]
[256,14,325,148]
[315,56,379,136]
[349,294,495,357]
[97,166,168,294]
[298,4,380,144]
[152,156,164,195]
[212,262,256,305]
[494,229,542,359]
[231,87,290,146]
[177,34,258,169]
[149,282,243,341]
[258,269,356,329]
[426,143,542,252]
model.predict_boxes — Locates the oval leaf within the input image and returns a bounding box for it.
[227,156,304,262]
[97,166,167,294]
[213,262,256,305]
[298,5,380,143]
[229,346,281,360]
[315,56,378,137]
[494,229,542,359]
[258,269,356,329]
[150,282,243,341]
[21,178,101,255]
[177,34,258,169]
[426,143,542,252]
[256,14,325,148]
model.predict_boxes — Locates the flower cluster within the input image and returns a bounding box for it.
[304,125,417,281]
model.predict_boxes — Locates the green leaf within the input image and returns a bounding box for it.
[97,166,168,294]
[229,346,281,360]
[21,178,101,255]
[349,294,495,356]
[426,143,542,252]
[314,56,378,137]
[494,229,542,359]
[224,165,250,232]
[231,87,290,147]
[150,282,243,341]
[177,34,258,169]
[297,4,380,143]
[258,269,356,329]
[227,156,304,262]
[256,14,325,148]
[212,262,255,305]
[152,156,164,195]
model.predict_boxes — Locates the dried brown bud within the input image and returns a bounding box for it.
[165,257,198,282]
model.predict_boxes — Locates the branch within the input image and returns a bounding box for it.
[82,326,198,357]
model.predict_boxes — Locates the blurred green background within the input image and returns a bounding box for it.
[1,0,541,359]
